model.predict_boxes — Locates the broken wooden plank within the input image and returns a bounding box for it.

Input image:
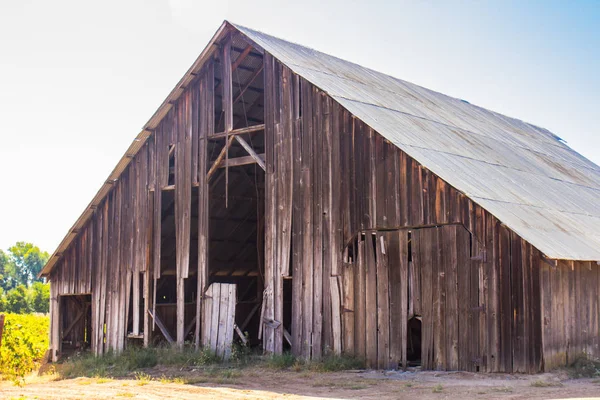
[148,309,174,344]
[235,136,266,171]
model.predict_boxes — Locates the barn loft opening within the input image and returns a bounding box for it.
[206,33,266,348]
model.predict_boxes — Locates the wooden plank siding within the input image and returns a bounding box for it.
[47,46,596,374]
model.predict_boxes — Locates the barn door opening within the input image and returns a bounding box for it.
[60,294,92,355]
[407,316,422,366]
[205,32,266,349]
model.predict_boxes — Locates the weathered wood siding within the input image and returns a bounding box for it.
[540,260,600,370]
[49,61,213,356]
[48,43,592,374]
[262,65,544,372]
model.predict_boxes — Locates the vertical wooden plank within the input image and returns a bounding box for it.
[415,228,434,369]
[263,53,277,354]
[50,280,60,361]
[498,225,513,372]
[300,78,314,360]
[355,237,367,361]
[330,276,342,355]
[530,247,542,372]
[511,232,525,372]
[342,256,355,356]
[375,232,390,369]
[210,283,221,352]
[321,96,333,353]
[202,284,213,349]
[388,230,408,369]
[541,260,554,369]
[311,88,324,359]
[222,36,233,133]
[291,99,304,355]
[364,232,378,368]
[456,225,471,371]
[223,284,236,360]
[197,62,213,349]
[433,227,446,370]
[217,283,229,358]
[444,225,459,371]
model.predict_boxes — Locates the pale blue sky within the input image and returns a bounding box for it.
[0,0,598,253]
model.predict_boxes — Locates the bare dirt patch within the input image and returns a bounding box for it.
[2,367,600,399]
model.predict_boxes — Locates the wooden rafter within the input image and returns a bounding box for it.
[211,124,264,139]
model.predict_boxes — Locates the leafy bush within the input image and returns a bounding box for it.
[567,355,600,378]
[0,313,50,383]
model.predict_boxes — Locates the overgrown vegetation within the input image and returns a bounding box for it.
[566,355,600,378]
[0,313,50,384]
[55,347,363,381]
[265,352,363,372]
[58,346,221,378]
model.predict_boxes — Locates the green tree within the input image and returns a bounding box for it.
[7,242,49,286]
[0,286,6,312]
[0,249,19,291]
[29,282,50,313]
[5,284,31,314]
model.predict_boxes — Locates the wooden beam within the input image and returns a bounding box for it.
[184,316,197,338]
[235,136,266,171]
[210,124,265,140]
[234,324,247,345]
[232,45,253,74]
[218,153,265,169]
[61,305,88,340]
[239,302,261,332]
[283,328,292,347]
[206,136,235,180]
[148,310,174,344]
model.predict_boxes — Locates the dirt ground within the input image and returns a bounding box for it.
[2,367,600,400]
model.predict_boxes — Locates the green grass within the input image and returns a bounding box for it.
[265,352,364,372]
[432,383,443,393]
[58,346,220,379]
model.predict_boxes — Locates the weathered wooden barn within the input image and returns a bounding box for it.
[41,21,600,373]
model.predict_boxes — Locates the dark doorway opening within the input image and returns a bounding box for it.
[407,316,422,366]
[60,294,92,354]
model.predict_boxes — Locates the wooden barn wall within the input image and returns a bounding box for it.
[48,62,212,358]
[540,260,600,370]
[261,57,544,372]
[47,46,592,374]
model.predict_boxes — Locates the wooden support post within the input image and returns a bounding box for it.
[176,276,185,349]
[223,36,233,208]
[206,136,235,180]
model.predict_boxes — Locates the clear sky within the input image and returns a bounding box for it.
[0,0,598,254]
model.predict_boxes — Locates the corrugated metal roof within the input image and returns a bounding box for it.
[234,23,600,261]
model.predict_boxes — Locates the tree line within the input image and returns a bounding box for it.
[0,242,50,314]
